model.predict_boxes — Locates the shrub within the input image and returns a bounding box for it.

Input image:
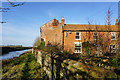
[82,41,96,54]
[40,41,45,47]
[103,52,109,56]
[110,58,118,67]
[118,62,120,67]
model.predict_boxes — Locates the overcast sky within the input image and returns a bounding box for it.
[2,2,118,46]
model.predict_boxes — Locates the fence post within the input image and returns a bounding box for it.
[51,50,54,80]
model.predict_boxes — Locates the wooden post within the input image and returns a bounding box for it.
[110,45,111,54]
[51,50,54,80]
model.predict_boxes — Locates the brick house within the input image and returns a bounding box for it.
[40,17,120,54]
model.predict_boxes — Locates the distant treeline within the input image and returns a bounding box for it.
[1,46,32,55]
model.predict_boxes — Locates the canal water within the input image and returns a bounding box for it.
[0,49,31,60]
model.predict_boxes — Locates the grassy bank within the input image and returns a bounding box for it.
[2,51,48,79]
[2,46,32,55]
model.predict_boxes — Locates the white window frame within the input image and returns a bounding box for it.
[111,32,116,40]
[65,32,67,37]
[44,38,46,42]
[75,32,81,40]
[93,32,98,40]
[109,45,116,50]
[109,44,116,53]
[74,42,82,53]
[69,31,71,34]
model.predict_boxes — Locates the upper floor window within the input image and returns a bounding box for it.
[93,32,98,40]
[65,32,67,37]
[75,32,81,40]
[111,32,116,40]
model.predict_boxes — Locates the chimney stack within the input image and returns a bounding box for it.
[61,17,65,26]
[115,19,118,25]
[118,19,120,26]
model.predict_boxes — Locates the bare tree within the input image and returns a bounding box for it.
[7,0,25,7]
[105,7,113,25]
[33,37,40,47]
[87,18,93,25]
[84,8,114,56]
[0,0,25,24]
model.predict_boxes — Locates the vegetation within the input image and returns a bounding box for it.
[37,44,120,76]
[37,43,120,65]
[2,52,48,79]
[34,44,120,79]
[40,41,45,47]
[82,41,96,55]
[36,45,80,61]
[33,37,41,47]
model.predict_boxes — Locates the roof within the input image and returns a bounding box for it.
[63,24,120,32]
[40,18,60,28]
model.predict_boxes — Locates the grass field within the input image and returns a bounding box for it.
[2,51,48,79]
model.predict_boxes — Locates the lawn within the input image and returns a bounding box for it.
[2,52,48,79]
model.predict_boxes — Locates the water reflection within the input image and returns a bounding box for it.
[0,49,31,60]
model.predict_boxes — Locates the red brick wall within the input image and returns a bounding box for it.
[64,31,120,54]
[40,19,60,42]
[40,18,120,54]
[45,25,63,46]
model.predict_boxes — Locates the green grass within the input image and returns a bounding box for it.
[2,52,48,79]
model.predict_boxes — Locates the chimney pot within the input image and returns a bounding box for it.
[116,19,118,22]
[61,17,65,26]
[115,19,119,25]
[62,17,64,20]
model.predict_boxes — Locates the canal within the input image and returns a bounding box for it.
[0,49,31,60]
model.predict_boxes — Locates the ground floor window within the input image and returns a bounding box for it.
[109,45,116,53]
[74,42,82,53]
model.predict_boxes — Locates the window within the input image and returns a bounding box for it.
[69,31,71,34]
[75,32,81,40]
[65,32,67,37]
[93,32,98,40]
[109,45,116,53]
[109,45,116,49]
[74,42,82,53]
[111,32,116,40]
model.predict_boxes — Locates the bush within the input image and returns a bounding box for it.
[118,62,120,66]
[110,58,118,67]
[103,52,109,56]
[82,41,95,54]
[40,41,45,47]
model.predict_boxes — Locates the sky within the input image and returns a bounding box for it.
[1,2,118,47]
